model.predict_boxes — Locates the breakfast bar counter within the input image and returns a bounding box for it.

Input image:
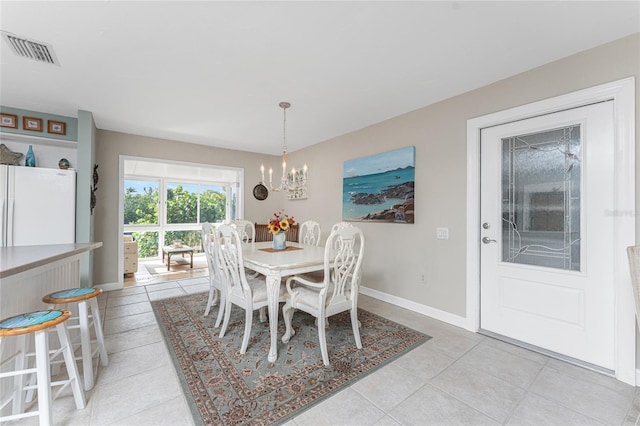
[0,242,102,318]
[0,242,102,279]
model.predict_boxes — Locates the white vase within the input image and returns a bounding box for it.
[273,232,286,250]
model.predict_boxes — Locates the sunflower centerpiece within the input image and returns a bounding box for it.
[268,210,295,250]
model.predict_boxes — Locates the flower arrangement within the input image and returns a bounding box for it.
[268,210,295,235]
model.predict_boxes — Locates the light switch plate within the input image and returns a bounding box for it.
[436,227,449,240]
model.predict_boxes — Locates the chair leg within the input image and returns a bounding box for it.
[34,329,53,426]
[240,309,253,354]
[281,302,295,343]
[259,306,267,323]
[214,290,225,328]
[318,315,330,366]
[218,299,232,338]
[204,283,219,317]
[55,322,86,410]
[89,298,109,367]
[9,334,27,415]
[78,301,93,391]
[350,307,362,349]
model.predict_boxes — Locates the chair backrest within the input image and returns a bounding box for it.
[329,221,354,249]
[627,246,640,331]
[299,220,322,246]
[201,222,214,266]
[231,220,255,244]
[323,225,365,308]
[203,223,225,285]
[215,224,252,302]
[330,221,352,234]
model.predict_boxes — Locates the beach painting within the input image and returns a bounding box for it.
[342,146,415,223]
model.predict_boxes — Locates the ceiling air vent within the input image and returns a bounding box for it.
[1,31,60,66]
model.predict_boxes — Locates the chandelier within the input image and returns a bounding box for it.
[259,101,308,200]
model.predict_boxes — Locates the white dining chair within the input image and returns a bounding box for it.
[216,224,286,354]
[299,220,322,246]
[282,224,365,366]
[231,220,256,244]
[202,223,225,327]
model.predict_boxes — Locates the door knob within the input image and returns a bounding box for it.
[482,237,497,244]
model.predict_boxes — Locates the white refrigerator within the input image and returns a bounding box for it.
[0,165,76,247]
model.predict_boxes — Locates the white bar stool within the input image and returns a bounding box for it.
[42,288,109,391]
[0,309,86,425]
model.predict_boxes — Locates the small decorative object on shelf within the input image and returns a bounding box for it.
[58,158,70,170]
[0,144,23,165]
[25,145,36,167]
[268,210,295,250]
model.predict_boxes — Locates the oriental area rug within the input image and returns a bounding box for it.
[152,292,431,426]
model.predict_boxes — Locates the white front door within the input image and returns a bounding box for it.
[480,101,615,370]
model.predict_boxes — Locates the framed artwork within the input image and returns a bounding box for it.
[23,116,43,132]
[0,113,18,128]
[342,146,415,223]
[48,120,66,135]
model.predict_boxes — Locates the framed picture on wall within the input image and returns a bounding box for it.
[23,116,43,132]
[48,120,66,135]
[342,146,415,223]
[0,113,18,128]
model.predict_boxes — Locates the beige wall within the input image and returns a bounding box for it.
[95,34,639,320]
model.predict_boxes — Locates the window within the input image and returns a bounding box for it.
[123,159,243,259]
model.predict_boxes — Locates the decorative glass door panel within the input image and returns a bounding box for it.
[501,126,581,271]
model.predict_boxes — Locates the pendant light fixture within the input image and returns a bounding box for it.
[259,102,308,200]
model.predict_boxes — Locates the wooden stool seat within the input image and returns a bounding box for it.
[0,309,85,425]
[0,310,70,336]
[43,287,101,304]
[42,287,108,392]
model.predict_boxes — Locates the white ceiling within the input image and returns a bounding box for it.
[1,1,638,155]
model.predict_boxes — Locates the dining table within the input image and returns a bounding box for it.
[242,241,326,362]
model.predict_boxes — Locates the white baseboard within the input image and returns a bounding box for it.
[95,281,122,292]
[359,286,469,330]
[636,368,640,386]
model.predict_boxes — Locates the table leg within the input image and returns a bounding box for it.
[265,272,282,363]
[167,253,171,271]
[190,251,193,269]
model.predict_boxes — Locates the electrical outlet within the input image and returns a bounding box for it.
[436,227,449,240]
[420,274,426,284]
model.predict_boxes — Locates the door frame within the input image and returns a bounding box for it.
[466,77,636,384]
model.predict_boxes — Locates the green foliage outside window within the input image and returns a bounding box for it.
[131,231,159,258]
[124,183,226,258]
[124,186,158,225]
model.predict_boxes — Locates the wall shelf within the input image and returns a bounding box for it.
[0,131,77,148]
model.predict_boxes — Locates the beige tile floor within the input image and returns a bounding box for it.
[8,277,640,425]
